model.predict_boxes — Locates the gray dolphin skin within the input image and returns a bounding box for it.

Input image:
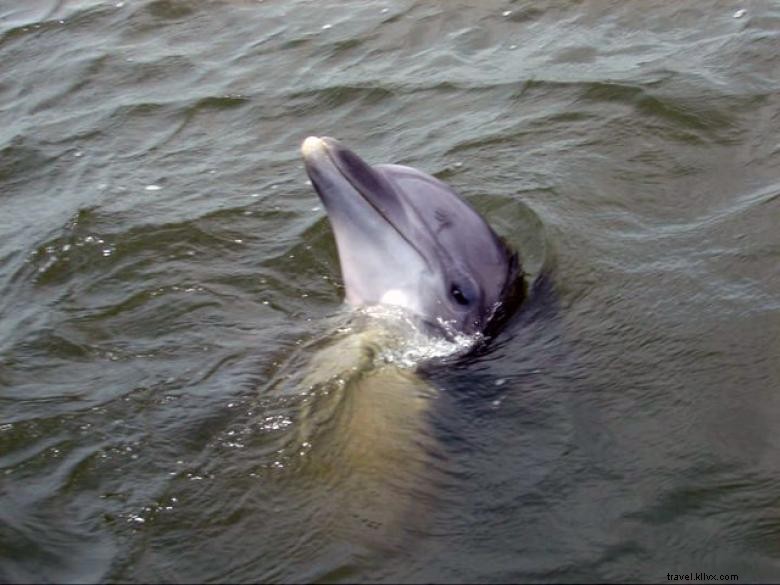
[301,136,522,337]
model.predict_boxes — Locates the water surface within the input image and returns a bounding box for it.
[1,0,779,582]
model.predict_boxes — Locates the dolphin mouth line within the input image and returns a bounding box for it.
[311,138,434,272]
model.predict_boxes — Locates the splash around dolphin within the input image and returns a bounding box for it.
[301,136,524,342]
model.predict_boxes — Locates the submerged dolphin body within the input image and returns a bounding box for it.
[301,136,522,339]
[282,138,529,554]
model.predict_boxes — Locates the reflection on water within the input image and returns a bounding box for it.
[1,0,779,582]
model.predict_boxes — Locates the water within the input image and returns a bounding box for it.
[1,0,779,582]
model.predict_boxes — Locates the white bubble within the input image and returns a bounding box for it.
[145,184,162,191]
[322,24,332,30]
[502,10,512,17]
[733,8,746,18]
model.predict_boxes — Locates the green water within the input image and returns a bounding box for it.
[1,0,779,582]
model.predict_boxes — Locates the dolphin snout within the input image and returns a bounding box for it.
[301,136,327,157]
[301,136,342,159]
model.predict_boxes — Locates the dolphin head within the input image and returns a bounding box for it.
[301,136,522,337]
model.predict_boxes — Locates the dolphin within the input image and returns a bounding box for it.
[301,136,523,339]
[272,138,526,555]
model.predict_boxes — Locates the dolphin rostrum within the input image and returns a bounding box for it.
[301,136,522,339]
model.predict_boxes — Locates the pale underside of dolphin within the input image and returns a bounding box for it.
[301,136,522,339]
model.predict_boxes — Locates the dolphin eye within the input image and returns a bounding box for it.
[450,285,470,305]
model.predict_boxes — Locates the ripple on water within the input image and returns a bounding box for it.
[1,0,779,582]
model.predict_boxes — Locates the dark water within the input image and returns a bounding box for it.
[1,0,779,582]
